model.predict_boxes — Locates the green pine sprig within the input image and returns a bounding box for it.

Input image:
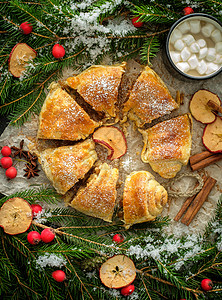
[1,188,222,299]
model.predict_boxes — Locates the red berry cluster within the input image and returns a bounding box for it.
[27,206,66,282]
[27,204,55,244]
[27,227,55,245]
[0,146,17,179]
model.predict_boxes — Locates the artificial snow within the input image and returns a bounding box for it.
[35,253,67,269]
[128,232,205,272]
[34,209,52,224]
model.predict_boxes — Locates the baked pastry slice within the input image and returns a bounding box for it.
[140,114,192,178]
[123,66,179,127]
[38,139,97,195]
[70,163,118,222]
[65,63,126,118]
[123,171,168,229]
[37,83,100,141]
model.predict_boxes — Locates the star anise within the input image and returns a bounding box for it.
[23,163,40,179]
[11,140,28,158]
[27,151,38,168]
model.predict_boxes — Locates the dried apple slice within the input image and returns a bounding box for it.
[93,126,127,160]
[0,197,33,235]
[8,43,37,78]
[202,116,222,153]
[189,89,221,124]
[99,255,136,289]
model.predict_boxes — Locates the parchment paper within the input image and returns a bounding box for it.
[1,53,222,236]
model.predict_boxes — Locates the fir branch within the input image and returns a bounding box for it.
[130,3,179,24]
[140,35,161,65]
[10,0,59,38]
[1,236,40,298]
[12,85,43,124]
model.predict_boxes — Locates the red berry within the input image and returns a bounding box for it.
[1,146,11,157]
[112,234,124,244]
[19,22,33,35]
[27,231,41,245]
[5,166,17,179]
[31,204,43,216]
[1,157,13,169]
[52,270,66,282]
[121,284,135,296]
[52,44,65,59]
[201,278,213,291]
[183,7,194,15]
[131,17,144,28]
[41,228,55,243]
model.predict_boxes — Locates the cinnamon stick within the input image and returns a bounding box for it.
[181,177,216,226]
[174,194,196,222]
[189,151,214,166]
[207,100,222,114]
[190,154,222,171]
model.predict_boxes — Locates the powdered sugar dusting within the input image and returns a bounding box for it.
[124,67,178,125]
[38,87,99,141]
[72,65,125,116]
[41,140,97,194]
[147,115,191,162]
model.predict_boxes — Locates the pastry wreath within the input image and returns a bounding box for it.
[37,63,192,225]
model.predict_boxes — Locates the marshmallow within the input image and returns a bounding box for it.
[216,42,222,54]
[178,21,190,34]
[189,20,201,34]
[199,47,208,59]
[197,39,206,48]
[202,23,215,37]
[188,54,198,69]
[190,42,200,53]
[174,39,185,51]
[182,34,195,46]
[206,62,219,75]
[176,62,190,73]
[170,51,181,64]
[211,29,222,43]
[170,29,182,44]
[206,48,216,61]
[215,54,222,64]
[197,60,207,75]
[181,47,191,61]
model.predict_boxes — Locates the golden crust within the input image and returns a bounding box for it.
[123,171,168,228]
[38,139,97,195]
[70,163,118,222]
[123,66,179,127]
[140,114,192,178]
[37,83,100,141]
[65,63,126,117]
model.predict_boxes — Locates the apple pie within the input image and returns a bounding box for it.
[65,63,126,118]
[70,163,119,222]
[123,66,179,127]
[123,171,168,228]
[140,114,192,178]
[38,139,97,195]
[37,83,100,141]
